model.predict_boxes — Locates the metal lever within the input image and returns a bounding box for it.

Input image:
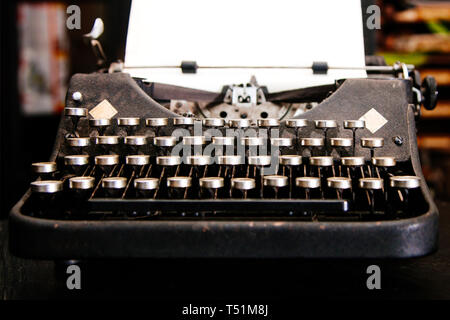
[83,18,107,68]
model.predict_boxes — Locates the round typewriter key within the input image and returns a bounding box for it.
[212,136,234,146]
[241,136,265,146]
[156,156,182,166]
[361,137,384,158]
[173,117,195,126]
[285,119,308,128]
[314,120,337,129]
[257,118,280,127]
[228,119,251,128]
[343,120,365,155]
[186,155,211,166]
[372,156,396,167]
[89,118,112,127]
[64,155,90,166]
[344,120,365,129]
[153,136,177,147]
[102,177,127,189]
[146,118,168,127]
[67,137,90,148]
[124,136,147,146]
[200,177,224,189]
[134,177,159,190]
[217,155,243,166]
[361,137,384,148]
[95,155,119,166]
[118,117,140,126]
[295,177,320,199]
[264,175,288,187]
[126,155,150,166]
[300,137,324,147]
[248,155,272,166]
[64,107,88,117]
[31,180,63,193]
[327,177,352,200]
[203,118,225,127]
[359,177,383,190]
[309,156,334,166]
[231,178,255,190]
[327,177,352,189]
[96,135,120,145]
[183,136,206,145]
[330,137,352,147]
[296,177,321,189]
[264,175,288,198]
[32,162,57,174]
[341,156,365,166]
[390,176,421,189]
[270,137,292,147]
[167,176,192,188]
[279,155,302,166]
[69,176,95,190]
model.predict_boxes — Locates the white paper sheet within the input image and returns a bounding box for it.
[124,0,366,92]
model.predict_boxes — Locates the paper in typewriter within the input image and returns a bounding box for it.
[124,0,367,92]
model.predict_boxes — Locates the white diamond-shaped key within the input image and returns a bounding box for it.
[359,108,387,134]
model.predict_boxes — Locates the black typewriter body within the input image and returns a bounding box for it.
[10,72,439,259]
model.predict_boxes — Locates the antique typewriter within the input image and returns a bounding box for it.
[10,0,439,258]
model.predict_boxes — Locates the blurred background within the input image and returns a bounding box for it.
[0,0,449,216]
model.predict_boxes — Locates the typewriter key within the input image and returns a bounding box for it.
[390,176,421,214]
[344,120,365,155]
[118,117,140,135]
[167,176,192,188]
[231,177,255,199]
[309,156,333,167]
[327,177,352,200]
[241,136,265,146]
[125,136,147,146]
[96,135,120,145]
[134,177,159,190]
[69,176,95,190]
[156,156,182,166]
[89,119,112,136]
[126,155,150,166]
[361,137,384,158]
[102,177,127,197]
[65,107,88,137]
[186,155,211,166]
[248,155,272,167]
[270,137,292,147]
[228,119,251,129]
[372,156,396,167]
[258,118,279,128]
[32,162,57,175]
[146,118,168,127]
[64,155,90,174]
[300,138,324,156]
[263,175,288,198]
[341,156,365,167]
[173,117,195,126]
[359,177,384,214]
[203,118,225,127]
[330,138,352,155]
[183,136,206,145]
[153,136,177,156]
[31,180,63,193]
[66,137,90,148]
[95,155,119,174]
[218,155,243,166]
[200,177,224,199]
[295,177,320,199]
[212,136,234,146]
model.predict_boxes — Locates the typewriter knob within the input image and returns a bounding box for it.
[421,76,438,111]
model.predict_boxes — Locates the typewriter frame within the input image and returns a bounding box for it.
[10,73,439,259]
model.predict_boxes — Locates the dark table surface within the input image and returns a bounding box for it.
[1,202,450,300]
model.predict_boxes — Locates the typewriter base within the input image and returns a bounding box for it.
[10,198,438,259]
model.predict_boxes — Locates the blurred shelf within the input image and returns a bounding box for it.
[422,101,450,118]
[418,135,450,152]
[385,34,450,53]
[419,68,450,86]
[392,2,450,23]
